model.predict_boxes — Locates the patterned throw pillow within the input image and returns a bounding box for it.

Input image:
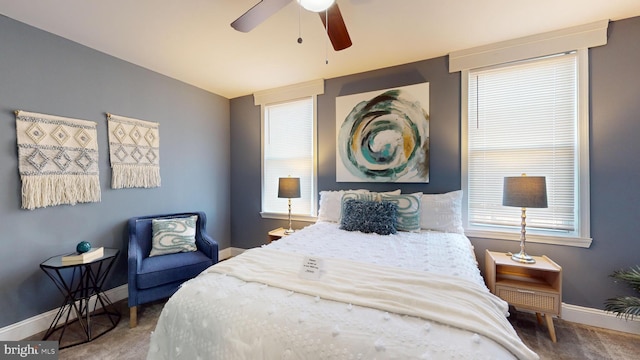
[317,189,370,223]
[342,191,379,203]
[379,192,422,232]
[339,199,398,235]
[149,215,198,257]
[317,189,402,223]
[420,190,464,234]
[372,189,402,198]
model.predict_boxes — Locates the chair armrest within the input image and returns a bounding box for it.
[194,211,219,264]
[127,219,144,289]
[196,232,219,264]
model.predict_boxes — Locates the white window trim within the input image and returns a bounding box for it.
[255,79,323,221]
[254,79,324,105]
[259,212,317,223]
[456,21,608,248]
[449,19,608,72]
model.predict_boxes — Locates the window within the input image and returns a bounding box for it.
[453,21,609,248]
[262,98,314,217]
[254,80,322,221]
[462,51,591,247]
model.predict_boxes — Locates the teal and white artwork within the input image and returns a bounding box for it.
[336,82,429,183]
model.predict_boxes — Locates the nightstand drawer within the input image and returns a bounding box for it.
[496,284,560,315]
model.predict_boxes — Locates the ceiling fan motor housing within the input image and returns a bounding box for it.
[298,0,336,12]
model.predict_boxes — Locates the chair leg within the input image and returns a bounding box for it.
[130,306,137,328]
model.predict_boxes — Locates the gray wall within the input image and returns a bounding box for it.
[230,16,640,309]
[230,56,461,249]
[0,15,230,327]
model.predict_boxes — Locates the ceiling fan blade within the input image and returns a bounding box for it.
[319,3,352,51]
[231,0,293,32]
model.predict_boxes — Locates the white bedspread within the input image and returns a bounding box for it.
[147,222,538,360]
[269,222,485,281]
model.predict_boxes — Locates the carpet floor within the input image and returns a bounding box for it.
[25,300,640,359]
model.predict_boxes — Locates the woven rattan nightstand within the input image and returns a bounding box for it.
[485,249,562,342]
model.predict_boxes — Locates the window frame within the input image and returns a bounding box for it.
[254,79,323,222]
[461,49,591,248]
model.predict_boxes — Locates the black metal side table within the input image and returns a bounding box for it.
[40,248,121,349]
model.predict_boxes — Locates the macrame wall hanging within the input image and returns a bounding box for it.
[107,113,160,189]
[15,110,101,210]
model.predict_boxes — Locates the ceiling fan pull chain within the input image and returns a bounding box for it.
[325,9,329,64]
[297,4,304,44]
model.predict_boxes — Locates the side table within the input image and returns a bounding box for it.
[267,227,290,243]
[40,248,121,349]
[485,250,562,342]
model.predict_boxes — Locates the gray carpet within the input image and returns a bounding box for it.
[25,300,640,359]
[24,300,160,360]
[507,309,640,359]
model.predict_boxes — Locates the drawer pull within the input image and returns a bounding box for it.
[516,289,536,295]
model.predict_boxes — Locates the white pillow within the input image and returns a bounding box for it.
[420,190,464,234]
[317,189,401,223]
[317,189,369,223]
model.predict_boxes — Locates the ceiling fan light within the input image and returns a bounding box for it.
[298,0,335,13]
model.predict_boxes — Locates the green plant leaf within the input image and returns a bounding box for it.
[604,296,640,320]
[610,266,640,293]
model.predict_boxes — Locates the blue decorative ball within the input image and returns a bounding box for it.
[76,241,91,253]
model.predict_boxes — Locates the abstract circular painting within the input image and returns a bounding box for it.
[336,83,429,182]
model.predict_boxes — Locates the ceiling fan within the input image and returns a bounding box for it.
[231,0,352,51]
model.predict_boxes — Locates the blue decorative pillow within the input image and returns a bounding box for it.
[149,215,198,257]
[379,192,422,232]
[339,199,398,235]
[339,191,380,221]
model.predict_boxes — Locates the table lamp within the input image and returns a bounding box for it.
[503,174,548,264]
[278,177,300,234]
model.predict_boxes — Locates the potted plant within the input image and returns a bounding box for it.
[604,266,640,320]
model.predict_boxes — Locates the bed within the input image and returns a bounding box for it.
[147,190,538,359]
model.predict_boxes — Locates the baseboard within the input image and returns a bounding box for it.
[4,253,638,341]
[561,302,640,335]
[220,247,246,260]
[219,247,237,260]
[0,247,236,341]
[0,284,128,341]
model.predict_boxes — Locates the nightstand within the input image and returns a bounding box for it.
[485,250,562,342]
[267,227,289,243]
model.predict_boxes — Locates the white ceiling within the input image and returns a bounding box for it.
[1,0,640,99]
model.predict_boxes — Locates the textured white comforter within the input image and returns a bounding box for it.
[147,222,538,360]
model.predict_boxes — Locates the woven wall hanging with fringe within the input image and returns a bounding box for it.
[15,110,101,210]
[107,113,160,189]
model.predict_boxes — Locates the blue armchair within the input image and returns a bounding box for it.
[127,211,218,327]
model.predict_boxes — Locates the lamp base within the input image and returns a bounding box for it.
[511,251,536,264]
[284,228,295,235]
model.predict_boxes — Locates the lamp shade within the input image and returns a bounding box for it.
[298,0,335,12]
[278,177,301,198]
[503,176,548,208]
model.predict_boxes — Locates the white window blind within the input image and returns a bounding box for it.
[467,53,579,236]
[262,97,315,216]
